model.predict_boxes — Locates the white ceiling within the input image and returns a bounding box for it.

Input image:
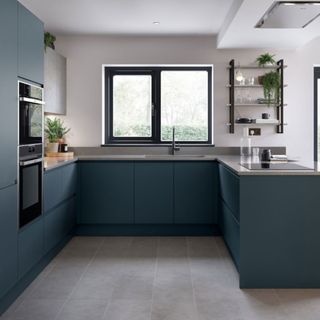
[18,0,234,35]
[19,0,320,48]
[217,0,320,48]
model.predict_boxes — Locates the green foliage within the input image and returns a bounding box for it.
[262,71,280,106]
[114,125,207,142]
[256,53,276,67]
[45,117,70,142]
[44,32,56,51]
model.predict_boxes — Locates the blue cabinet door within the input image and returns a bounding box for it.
[174,162,218,224]
[0,0,18,189]
[135,162,174,224]
[218,164,240,221]
[18,3,44,84]
[44,168,62,212]
[61,163,77,201]
[44,197,75,254]
[79,162,134,224]
[0,185,18,299]
[18,217,44,279]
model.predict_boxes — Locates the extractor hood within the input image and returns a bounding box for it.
[256,1,320,28]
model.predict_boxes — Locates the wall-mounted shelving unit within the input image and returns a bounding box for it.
[227,59,287,134]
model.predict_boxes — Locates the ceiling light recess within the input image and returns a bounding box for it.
[255,1,320,29]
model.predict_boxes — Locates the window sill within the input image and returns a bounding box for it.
[101,143,215,147]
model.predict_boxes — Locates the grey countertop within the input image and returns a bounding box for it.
[44,154,320,176]
[44,157,78,171]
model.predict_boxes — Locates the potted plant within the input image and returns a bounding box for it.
[262,71,280,106]
[44,32,56,51]
[256,53,276,67]
[45,118,70,152]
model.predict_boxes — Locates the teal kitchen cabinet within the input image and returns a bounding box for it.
[218,164,240,221]
[0,185,18,299]
[18,217,44,279]
[18,3,44,84]
[135,162,174,224]
[0,0,18,189]
[79,162,134,224]
[174,162,218,224]
[44,163,77,253]
[44,163,77,212]
[44,197,76,253]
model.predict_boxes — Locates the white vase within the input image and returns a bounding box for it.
[47,142,59,153]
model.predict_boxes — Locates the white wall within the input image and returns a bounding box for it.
[56,35,320,161]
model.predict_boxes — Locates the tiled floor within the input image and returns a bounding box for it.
[2,236,320,320]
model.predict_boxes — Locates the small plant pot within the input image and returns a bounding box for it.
[258,76,264,85]
[47,142,59,153]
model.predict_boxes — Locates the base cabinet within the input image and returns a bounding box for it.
[79,162,134,224]
[0,185,18,299]
[135,162,174,224]
[18,217,44,279]
[44,197,76,254]
[174,162,218,224]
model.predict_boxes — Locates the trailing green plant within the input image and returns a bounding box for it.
[44,32,56,51]
[262,71,280,106]
[256,53,276,67]
[45,118,70,142]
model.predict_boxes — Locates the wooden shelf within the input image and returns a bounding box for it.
[227,103,287,107]
[227,65,287,70]
[227,84,288,88]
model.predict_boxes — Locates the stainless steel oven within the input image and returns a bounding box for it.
[19,81,44,145]
[19,144,43,228]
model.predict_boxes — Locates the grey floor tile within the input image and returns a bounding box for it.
[157,237,188,257]
[103,299,151,320]
[112,275,154,300]
[151,298,198,320]
[56,299,108,320]
[3,299,65,320]
[70,274,117,300]
[26,273,80,300]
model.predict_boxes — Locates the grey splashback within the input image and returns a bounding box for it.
[70,146,286,156]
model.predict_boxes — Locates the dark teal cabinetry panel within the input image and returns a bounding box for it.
[174,162,217,224]
[135,162,174,224]
[44,163,77,212]
[220,200,239,269]
[18,3,44,84]
[44,168,62,212]
[44,197,75,253]
[61,163,77,200]
[79,162,134,224]
[0,0,18,189]
[0,185,18,299]
[18,217,44,279]
[219,164,239,220]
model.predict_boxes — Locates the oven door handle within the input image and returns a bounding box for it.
[20,158,43,167]
[19,97,45,105]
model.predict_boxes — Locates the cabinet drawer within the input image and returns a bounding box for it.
[219,164,240,220]
[44,168,62,212]
[220,201,240,269]
[18,217,44,279]
[61,163,77,201]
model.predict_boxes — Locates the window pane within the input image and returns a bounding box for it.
[113,75,152,137]
[161,71,209,141]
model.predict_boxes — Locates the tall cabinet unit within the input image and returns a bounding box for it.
[227,59,286,134]
[18,3,44,85]
[0,0,18,303]
[0,0,18,190]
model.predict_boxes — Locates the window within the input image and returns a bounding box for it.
[104,66,213,144]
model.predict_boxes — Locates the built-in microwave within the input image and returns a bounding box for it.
[19,81,45,145]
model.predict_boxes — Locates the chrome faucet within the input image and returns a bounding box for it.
[171,126,180,155]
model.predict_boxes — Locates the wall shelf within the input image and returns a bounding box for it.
[228,59,286,134]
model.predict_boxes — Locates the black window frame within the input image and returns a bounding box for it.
[104,65,213,145]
